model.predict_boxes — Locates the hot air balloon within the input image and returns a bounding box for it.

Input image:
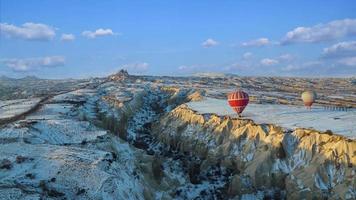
[301,90,317,109]
[227,90,249,116]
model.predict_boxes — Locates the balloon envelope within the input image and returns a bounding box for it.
[301,91,317,107]
[227,90,249,114]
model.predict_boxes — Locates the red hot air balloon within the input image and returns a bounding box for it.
[227,90,249,116]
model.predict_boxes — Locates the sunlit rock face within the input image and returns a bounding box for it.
[153,104,356,199]
[108,69,130,81]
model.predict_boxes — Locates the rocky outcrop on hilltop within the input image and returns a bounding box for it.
[152,104,356,199]
[108,69,129,81]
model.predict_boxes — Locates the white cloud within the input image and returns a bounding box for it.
[303,61,323,67]
[82,28,115,39]
[177,64,218,74]
[242,38,270,47]
[61,33,75,41]
[280,60,356,77]
[122,62,149,73]
[202,38,219,48]
[0,22,56,41]
[242,52,253,59]
[178,65,189,70]
[260,58,279,66]
[178,65,200,72]
[338,56,356,66]
[281,19,356,44]
[319,41,356,70]
[282,64,302,71]
[224,63,249,71]
[1,56,65,72]
[282,61,324,72]
[278,54,295,61]
[323,41,356,58]
[282,62,319,72]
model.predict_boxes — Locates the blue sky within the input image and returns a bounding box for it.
[1,0,356,78]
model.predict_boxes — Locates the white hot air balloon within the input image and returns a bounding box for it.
[301,91,317,109]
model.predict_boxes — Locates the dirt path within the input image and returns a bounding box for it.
[0,97,50,126]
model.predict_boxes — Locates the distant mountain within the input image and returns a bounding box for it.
[20,76,40,81]
[192,72,226,78]
[0,75,12,81]
[0,75,41,81]
[192,72,238,78]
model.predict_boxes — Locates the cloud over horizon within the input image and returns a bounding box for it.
[1,56,65,72]
[260,58,279,66]
[337,56,356,66]
[0,22,56,41]
[121,62,149,74]
[322,41,356,58]
[278,54,295,61]
[318,41,356,70]
[281,19,356,44]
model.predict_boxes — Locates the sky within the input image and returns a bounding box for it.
[1,0,356,78]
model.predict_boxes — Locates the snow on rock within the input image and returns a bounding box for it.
[51,89,96,103]
[1,78,355,200]
[0,139,155,199]
[0,88,165,199]
[187,98,356,138]
[0,86,216,200]
[153,103,356,199]
[0,98,42,120]
[0,99,106,145]
[0,143,111,197]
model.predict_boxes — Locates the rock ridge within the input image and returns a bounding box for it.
[153,104,356,199]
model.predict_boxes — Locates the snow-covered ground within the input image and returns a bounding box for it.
[0,98,42,120]
[0,89,154,199]
[187,98,356,138]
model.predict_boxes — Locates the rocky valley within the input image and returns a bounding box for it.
[0,72,355,200]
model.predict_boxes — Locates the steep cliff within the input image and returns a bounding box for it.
[153,104,356,199]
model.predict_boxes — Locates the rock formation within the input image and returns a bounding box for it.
[152,104,356,199]
[108,69,129,81]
